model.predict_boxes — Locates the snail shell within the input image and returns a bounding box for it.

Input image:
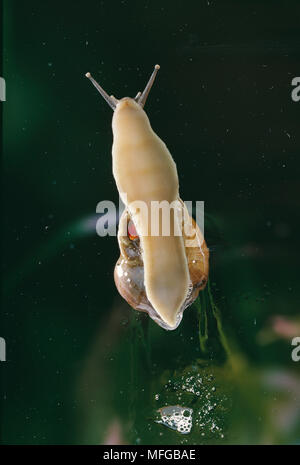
[114,200,209,330]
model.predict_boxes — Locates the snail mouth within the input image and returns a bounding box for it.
[116,97,139,111]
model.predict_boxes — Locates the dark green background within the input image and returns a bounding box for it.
[1,0,300,444]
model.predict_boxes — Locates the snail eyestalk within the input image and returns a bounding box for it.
[138,64,160,108]
[85,72,117,110]
[134,91,142,101]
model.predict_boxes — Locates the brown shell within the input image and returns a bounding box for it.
[114,202,209,327]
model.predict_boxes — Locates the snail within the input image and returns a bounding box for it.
[86,65,209,330]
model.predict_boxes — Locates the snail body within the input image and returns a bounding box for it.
[86,65,209,330]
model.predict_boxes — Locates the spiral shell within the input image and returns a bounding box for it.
[114,200,209,330]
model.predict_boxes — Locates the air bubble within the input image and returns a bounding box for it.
[156,406,193,435]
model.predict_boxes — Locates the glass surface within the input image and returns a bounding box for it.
[1,0,300,445]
